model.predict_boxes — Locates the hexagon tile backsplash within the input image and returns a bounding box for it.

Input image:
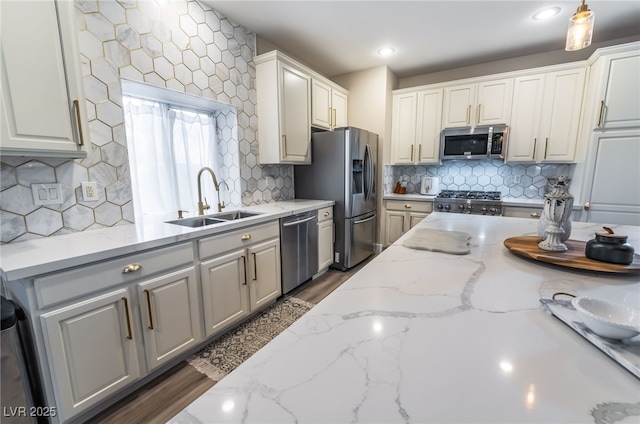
[0,0,294,244]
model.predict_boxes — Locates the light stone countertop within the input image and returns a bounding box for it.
[170,212,640,424]
[0,199,333,281]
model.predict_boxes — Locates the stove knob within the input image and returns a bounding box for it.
[489,207,497,215]
[481,207,488,214]
[458,204,465,210]
[444,204,451,211]
[466,204,472,209]
[437,204,443,210]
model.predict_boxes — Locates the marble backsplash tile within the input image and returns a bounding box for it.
[385,161,575,198]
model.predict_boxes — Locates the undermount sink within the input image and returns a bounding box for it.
[166,216,227,228]
[166,210,263,227]
[212,210,263,220]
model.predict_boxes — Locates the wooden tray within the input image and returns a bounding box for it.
[504,236,640,274]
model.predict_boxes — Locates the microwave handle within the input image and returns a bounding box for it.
[486,126,493,158]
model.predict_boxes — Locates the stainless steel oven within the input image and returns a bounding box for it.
[440,125,508,160]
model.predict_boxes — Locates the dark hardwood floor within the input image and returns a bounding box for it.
[88,256,373,423]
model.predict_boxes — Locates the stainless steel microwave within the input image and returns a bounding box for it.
[440,125,508,160]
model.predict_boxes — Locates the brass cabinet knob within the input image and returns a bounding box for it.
[241,233,251,240]
[404,204,412,209]
[122,263,142,273]
[584,202,590,211]
[530,212,541,217]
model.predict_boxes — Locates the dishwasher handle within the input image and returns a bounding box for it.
[282,215,316,227]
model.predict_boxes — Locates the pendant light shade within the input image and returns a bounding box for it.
[565,0,595,51]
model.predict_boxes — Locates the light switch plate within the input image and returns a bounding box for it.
[31,183,63,206]
[81,182,99,202]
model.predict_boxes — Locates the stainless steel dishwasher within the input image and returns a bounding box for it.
[280,211,318,294]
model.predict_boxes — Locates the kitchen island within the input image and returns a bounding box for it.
[171,212,640,423]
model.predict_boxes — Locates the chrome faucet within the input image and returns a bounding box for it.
[197,167,225,214]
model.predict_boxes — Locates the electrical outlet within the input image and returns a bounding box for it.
[81,182,99,202]
[31,183,63,206]
[513,175,522,184]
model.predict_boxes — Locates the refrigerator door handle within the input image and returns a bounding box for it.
[364,144,372,201]
[353,214,376,225]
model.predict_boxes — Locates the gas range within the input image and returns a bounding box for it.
[433,190,503,215]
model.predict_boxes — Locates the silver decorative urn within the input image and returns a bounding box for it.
[538,176,574,252]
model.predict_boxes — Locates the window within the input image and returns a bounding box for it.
[123,95,221,218]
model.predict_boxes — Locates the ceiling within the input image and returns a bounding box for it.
[200,1,640,79]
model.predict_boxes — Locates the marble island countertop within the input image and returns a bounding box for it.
[0,199,333,281]
[171,213,640,424]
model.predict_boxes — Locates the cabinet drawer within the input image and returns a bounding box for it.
[317,206,333,222]
[386,200,432,213]
[502,205,543,219]
[198,221,279,260]
[35,243,194,309]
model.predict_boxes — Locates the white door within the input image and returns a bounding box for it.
[200,249,249,337]
[311,79,331,129]
[416,89,443,163]
[137,267,202,371]
[41,288,140,422]
[443,83,475,128]
[599,52,640,129]
[318,219,334,270]
[409,212,428,230]
[476,79,513,126]
[279,63,311,163]
[507,74,545,162]
[248,238,281,310]
[332,89,348,128]
[580,130,640,225]
[391,92,418,164]
[385,210,406,246]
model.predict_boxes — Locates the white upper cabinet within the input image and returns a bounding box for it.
[255,50,349,164]
[0,0,89,158]
[255,52,311,164]
[508,67,586,163]
[391,88,442,164]
[585,44,640,130]
[312,79,348,130]
[442,78,513,128]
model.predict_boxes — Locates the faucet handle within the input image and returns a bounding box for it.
[218,201,226,212]
[202,197,210,211]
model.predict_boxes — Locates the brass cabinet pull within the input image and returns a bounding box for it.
[466,105,471,125]
[544,138,549,159]
[410,145,414,161]
[530,212,541,217]
[418,144,422,161]
[597,100,605,127]
[241,233,251,241]
[241,255,247,285]
[73,100,85,146]
[144,289,154,330]
[252,252,257,281]
[324,211,330,217]
[476,104,481,124]
[122,263,142,273]
[404,204,412,209]
[533,138,537,158]
[122,297,133,340]
[282,134,287,155]
[332,108,337,127]
[584,202,590,211]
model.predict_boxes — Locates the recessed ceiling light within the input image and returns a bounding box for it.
[377,47,395,57]
[533,7,561,20]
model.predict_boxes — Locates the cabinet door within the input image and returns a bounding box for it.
[279,63,311,163]
[507,74,546,162]
[318,219,334,270]
[443,84,476,128]
[416,89,443,163]
[200,249,249,337]
[385,210,406,246]
[539,68,586,162]
[476,79,513,126]
[391,92,418,163]
[311,79,332,129]
[332,89,348,128]
[580,130,640,225]
[138,267,202,371]
[408,212,428,230]
[41,288,140,422]
[598,52,640,129]
[248,238,282,310]
[0,0,88,157]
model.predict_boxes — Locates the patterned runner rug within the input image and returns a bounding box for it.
[187,296,314,382]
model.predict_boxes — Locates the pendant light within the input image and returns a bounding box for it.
[565,0,595,51]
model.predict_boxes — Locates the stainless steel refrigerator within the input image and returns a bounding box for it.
[294,127,377,271]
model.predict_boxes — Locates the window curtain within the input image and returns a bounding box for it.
[123,96,218,219]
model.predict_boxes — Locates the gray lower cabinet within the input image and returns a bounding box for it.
[384,200,432,246]
[3,220,282,423]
